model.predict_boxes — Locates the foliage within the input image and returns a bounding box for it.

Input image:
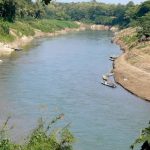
[122,34,138,45]
[0,0,16,22]
[0,0,149,41]
[46,2,117,25]
[0,20,15,42]
[0,0,149,29]
[0,115,75,150]
[136,0,150,17]
[131,121,150,149]
[9,21,35,36]
[0,20,9,34]
[28,19,79,32]
[137,12,150,39]
[42,0,52,5]
[0,19,78,42]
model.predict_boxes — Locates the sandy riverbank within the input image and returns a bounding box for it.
[0,22,117,57]
[113,28,150,101]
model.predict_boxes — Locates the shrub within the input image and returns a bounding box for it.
[131,121,150,150]
[0,114,75,150]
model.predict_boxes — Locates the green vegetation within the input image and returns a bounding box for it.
[0,20,15,42]
[122,34,138,45]
[0,0,149,149]
[10,21,35,37]
[137,12,150,40]
[0,0,149,27]
[0,115,75,150]
[121,34,138,49]
[27,19,79,32]
[131,122,150,150]
[0,0,149,42]
[0,19,79,42]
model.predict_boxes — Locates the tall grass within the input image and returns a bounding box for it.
[28,19,79,33]
[122,34,138,45]
[0,20,15,42]
[0,19,79,42]
[9,21,35,37]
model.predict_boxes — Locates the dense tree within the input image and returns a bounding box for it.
[136,0,150,17]
[137,12,150,40]
[42,0,51,5]
[0,0,149,34]
[0,0,16,22]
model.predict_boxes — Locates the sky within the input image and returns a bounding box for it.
[56,0,146,4]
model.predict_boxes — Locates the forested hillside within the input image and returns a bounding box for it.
[0,0,149,42]
[1,0,149,26]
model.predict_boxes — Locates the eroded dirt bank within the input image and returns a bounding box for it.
[113,28,150,101]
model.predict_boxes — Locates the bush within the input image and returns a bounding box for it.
[10,21,35,37]
[0,20,15,42]
[0,114,75,150]
[137,12,150,40]
[131,121,150,150]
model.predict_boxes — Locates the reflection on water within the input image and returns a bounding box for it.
[0,31,150,150]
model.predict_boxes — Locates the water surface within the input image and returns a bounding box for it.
[0,30,150,150]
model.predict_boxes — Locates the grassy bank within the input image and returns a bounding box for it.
[0,19,79,43]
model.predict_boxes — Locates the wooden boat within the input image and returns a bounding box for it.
[102,75,108,81]
[107,73,114,76]
[110,55,118,59]
[109,55,118,61]
[12,47,23,51]
[109,58,115,61]
[101,81,117,88]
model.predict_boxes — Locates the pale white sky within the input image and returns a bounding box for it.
[56,0,146,4]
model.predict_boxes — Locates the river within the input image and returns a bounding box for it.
[0,30,150,150]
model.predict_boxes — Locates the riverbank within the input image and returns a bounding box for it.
[113,28,150,101]
[0,20,117,57]
[0,20,79,57]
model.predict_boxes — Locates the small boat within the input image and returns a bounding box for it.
[109,55,118,61]
[101,81,117,88]
[12,48,23,51]
[109,55,118,59]
[109,58,115,61]
[102,75,108,81]
[107,72,114,76]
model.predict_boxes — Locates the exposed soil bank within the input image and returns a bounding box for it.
[113,28,150,101]
[0,22,117,57]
